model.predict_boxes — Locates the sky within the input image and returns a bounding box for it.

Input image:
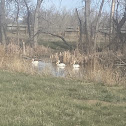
[33,0,84,11]
[32,0,111,12]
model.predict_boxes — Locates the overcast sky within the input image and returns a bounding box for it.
[33,0,84,11]
[44,0,83,9]
[33,0,111,12]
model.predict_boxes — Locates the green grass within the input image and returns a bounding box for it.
[0,70,126,126]
[38,40,76,51]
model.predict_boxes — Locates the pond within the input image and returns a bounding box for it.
[32,58,126,83]
[33,60,87,78]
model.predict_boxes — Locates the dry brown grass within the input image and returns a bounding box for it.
[50,49,86,64]
[6,43,22,55]
[0,44,53,75]
[50,50,126,85]
[0,44,125,85]
[0,45,35,74]
[0,55,34,74]
[5,37,52,58]
[25,45,52,57]
[83,60,126,85]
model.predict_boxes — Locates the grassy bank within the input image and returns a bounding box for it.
[0,70,126,126]
[38,40,76,51]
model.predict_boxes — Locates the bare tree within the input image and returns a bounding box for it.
[76,8,83,51]
[0,0,7,46]
[108,0,126,52]
[33,0,43,48]
[24,0,31,39]
[84,0,91,54]
[109,0,116,47]
[94,0,105,52]
[110,0,116,34]
[114,6,126,52]
[15,0,20,45]
[0,5,2,43]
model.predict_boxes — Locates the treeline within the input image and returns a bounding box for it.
[0,0,126,54]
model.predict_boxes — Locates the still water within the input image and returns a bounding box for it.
[34,60,86,78]
[32,60,126,81]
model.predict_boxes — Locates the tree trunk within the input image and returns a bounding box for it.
[93,0,105,71]
[94,0,105,52]
[114,7,126,53]
[109,0,116,44]
[15,0,20,45]
[0,10,2,43]
[0,0,7,46]
[38,31,71,49]
[76,8,83,51]
[24,0,31,39]
[33,0,43,48]
[85,0,91,54]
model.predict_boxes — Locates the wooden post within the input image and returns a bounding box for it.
[22,40,26,55]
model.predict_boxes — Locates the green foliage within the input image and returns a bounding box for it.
[0,70,126,126]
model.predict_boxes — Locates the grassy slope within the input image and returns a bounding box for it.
[0,70,126,126]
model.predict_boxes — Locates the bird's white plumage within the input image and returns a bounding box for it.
[32,59,39,66]
[56,60,66,67]
[73,61,80,68]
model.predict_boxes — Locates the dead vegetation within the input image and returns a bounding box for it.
[0,43,52,74]
[50,49,126,85]
[50,49,87,64]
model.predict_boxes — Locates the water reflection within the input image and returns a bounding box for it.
[32,60,126,80]
[55,67,66,77]
[34,61,85,78]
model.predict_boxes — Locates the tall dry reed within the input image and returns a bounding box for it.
[25,45,52,57]
[0,45,35,74]
[0,44,53,75]
[50,49,87,64]
[84,60,126,85]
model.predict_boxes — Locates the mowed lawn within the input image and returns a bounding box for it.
[0,70,126,126]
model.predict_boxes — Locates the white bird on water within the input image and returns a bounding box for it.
[56,60,66,68]
[73,61,80,68]
[32,59,39,67]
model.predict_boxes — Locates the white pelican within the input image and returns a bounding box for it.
[56,60,66,68]
[32,59,39,67]
[73,61,80,68]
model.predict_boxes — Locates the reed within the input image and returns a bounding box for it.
[51,49,126,85]
[25,45,52,57]
[0,55,34,74]
[6,43,22,55]
[50,49,85,64]
[0,44,53,75]
[0,45,35,74]
[84,60,126,85]
[0,44,125,85]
